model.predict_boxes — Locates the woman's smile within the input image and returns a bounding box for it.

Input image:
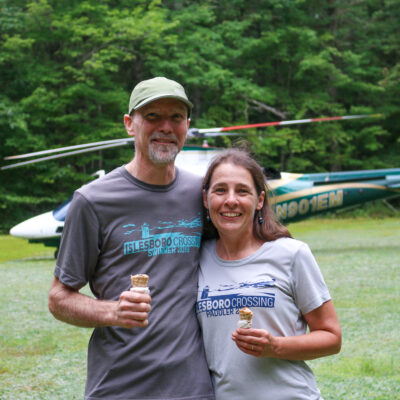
[204,163,265,237]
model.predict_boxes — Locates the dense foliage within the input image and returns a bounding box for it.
[1,0,399,230]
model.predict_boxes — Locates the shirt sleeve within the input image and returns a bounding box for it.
[54,191,101,290]
[291,243,331,315]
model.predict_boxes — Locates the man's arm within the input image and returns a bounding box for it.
[48,277,151,329]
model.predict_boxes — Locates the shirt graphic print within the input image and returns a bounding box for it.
[197,277,276,318]
[123,214,202,257]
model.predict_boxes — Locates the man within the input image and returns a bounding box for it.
[48,77,215,400]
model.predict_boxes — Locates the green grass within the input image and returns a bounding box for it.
[0,239,91,399]
[289,218,400,400]
[0,237,55,263]
[1,218,400,399]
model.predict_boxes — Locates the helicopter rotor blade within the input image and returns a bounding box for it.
[203,132,244,137]
[2,113,382,170]
[1,140,134,170]
[194,114,383,135]
[4,138,134,160]
[187,130,242,138]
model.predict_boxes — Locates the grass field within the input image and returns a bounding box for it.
[1,218,399,399]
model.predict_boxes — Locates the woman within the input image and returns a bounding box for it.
[196,148,341,400]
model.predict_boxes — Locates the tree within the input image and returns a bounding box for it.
[1,0,399,230]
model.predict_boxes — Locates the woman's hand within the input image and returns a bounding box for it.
[232,328,279,357]
[231,300,341,360]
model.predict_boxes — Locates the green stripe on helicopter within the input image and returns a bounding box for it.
[270,183,400,222]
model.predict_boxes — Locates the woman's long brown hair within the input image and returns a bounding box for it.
[202,148,292,242]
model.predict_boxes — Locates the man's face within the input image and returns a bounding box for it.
[125,98,190,165]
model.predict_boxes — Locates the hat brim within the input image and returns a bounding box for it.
[130,94,193,115]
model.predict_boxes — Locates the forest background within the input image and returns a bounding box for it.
[1,0,399,232]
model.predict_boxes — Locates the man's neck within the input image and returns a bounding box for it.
[125,158,176,185]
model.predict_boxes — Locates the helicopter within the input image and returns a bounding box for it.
[3,114,400,257]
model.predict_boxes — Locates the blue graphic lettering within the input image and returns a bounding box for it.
[197,280,276,317]
[123,214,202,257]
[205,279,275,295]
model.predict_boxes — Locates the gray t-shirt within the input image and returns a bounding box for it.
[55,166,214,400]
[196,237,331,400]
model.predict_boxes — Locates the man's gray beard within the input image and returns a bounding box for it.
[149,143,179,164]
[148,132,180,165]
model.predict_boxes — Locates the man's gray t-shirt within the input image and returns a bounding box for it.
[197,237,331,400]
[55,166,214,400]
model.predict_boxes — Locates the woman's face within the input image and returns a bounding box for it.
[203,163,265,238]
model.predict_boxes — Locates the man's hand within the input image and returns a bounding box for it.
[48,277,151,329]
[114,290,152,329]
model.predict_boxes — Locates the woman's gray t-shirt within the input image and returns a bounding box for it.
[197,237,331,400]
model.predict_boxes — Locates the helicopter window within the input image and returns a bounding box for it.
[263,167,281,180]
[52,197,72,221]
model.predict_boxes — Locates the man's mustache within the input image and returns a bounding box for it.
[149,132,179,144]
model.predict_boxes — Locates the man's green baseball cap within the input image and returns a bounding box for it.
[128,77,193,116]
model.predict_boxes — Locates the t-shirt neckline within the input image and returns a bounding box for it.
[119,165,179,191]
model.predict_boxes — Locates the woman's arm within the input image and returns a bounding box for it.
[231,300,341,360]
